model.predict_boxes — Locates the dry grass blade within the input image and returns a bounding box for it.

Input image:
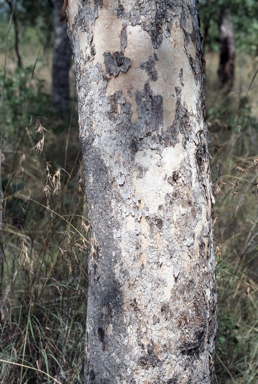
[0,359,62,384]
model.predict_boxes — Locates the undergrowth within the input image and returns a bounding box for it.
[206,65,258,383]
[0,114,88,383]
[0,24,87,381]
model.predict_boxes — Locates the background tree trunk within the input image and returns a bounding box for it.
[218,8,235,91]
[6,0,22,68]
[68,1,216,382]
[52,0,71,119]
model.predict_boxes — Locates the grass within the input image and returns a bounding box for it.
[0,18,87,383]
[206,53,258,383]
[0,118,88,382]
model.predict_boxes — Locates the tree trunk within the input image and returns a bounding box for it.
[67,1,216,382]
[218,8,235,91]
[52,0,71,119]
[6,0,22,68]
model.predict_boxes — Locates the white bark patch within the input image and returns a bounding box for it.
[106,25,152,121]
[185,39,197,60]
[67,0,80,27]
[78,29,90,60]
[126,214,135,232]
[163,32,197,119]
[133,145,184,214]
[183,13,194,34]
[157,264,175,300]
[101,23,198,129]
[139,216,149,246]
[91,6,198,131]
[92,9,122,67]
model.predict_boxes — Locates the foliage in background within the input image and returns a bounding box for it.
[199,0,258,54]
[0,0,53,44]
[1,67,51,137]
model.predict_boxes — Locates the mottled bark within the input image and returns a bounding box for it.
[68,1,216,383]
[52,0,71,118]
[218,8,235,91]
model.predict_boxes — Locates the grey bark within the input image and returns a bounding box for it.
[52,0,71,119]
[218,8,235,91]
[67,1,216,383]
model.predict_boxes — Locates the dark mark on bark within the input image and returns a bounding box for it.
[188,55,201,82]
[196,144,208,168]
[136,164,147,179]
[120,25,127,52]
[160,303,171,321]
[138,351,160,368]
[139,356,148,366]
[98,327,105,342]
[165,0,174,7]
[147,343,153,354]
[135,82,163,139]
[130,298,140,312]
[140,55,158,81]
[89,369,95,380]
[161,303,170,313]
[114,51,124,66]
[184,32,191,47]
[178,302,206,357]
[154,217,163,229]
[94,0,102,7]
[107,94,118,121]
[101,283,124,312]
[173,171,179,182]
[165,87,192,147]
[180,335,203,356]
[167,378,178,384]
[104,52,131,77]
[179,68,184,86]
[165,124,179,147]
[130,139,138,154]
[116,0,124,18]
[167,171,179,185]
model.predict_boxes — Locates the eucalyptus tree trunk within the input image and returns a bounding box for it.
[67,1,216,382]
[52,0,71,118]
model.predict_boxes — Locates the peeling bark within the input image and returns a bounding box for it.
[67,1,216,383]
